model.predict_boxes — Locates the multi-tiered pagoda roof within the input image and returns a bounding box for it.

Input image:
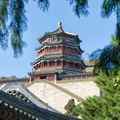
[29,22,86,82]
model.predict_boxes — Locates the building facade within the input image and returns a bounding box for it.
[28,22,86,82]
[84,61,96,73]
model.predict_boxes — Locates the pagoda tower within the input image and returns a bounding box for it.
[28,22,86,82]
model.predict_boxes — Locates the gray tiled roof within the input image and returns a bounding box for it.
[0,90,80,120]
[0,83,60,113]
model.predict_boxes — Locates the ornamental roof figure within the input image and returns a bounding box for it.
[58,22,62,30]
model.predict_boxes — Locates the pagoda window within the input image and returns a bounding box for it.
[57,38,61,41]
[37,64,39,69]
[44,62,47,67]
[57,60,61,65]
[65,47,68,52]
[68,48,71,53]
[51,47,56,52]
[71,40,73,43]
[76,63,79,68]
[46,47,48,52]
[63,46,66,52]
[52,36,57,41]
[40,50,43,54]
[58,46,62,52]
[63,61,66,66]
[70,62,73,67]
[75,49,78,54]
[35,65,37,70]
[39,63,41,68]
[50,61,55,66]
[65,39,70,43]
[71,48,74,53]
[38,64,40,68]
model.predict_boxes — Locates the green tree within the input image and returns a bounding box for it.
[64,99,79,118]
[89,35,120,76]
[74,35,120,119]
[74,75,120,120]
[0,76,8,79]
[75,33,120,118]
[0,0,89,57]
[101,0,120,43]
[1,0,120,58]
[9,75,17,79]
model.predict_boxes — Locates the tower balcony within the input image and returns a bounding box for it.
[35,45,80,60]
[32,60,84,73]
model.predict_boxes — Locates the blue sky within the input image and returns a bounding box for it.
[0,0,116,78]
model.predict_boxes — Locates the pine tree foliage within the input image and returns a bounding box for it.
[0,0,9,50]
[75,75,120,120]
[67,0,89,18]
[9,0,28,57]
[1,0,120,58]
[79,36,120,120]
[0,0,89,57]
[0,0,50,58]
[64,99,79,118]
[101,0,120,43]
[89,35,120,76]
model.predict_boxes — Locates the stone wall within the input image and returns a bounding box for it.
[57,80,100,99]
[27,80,100,113]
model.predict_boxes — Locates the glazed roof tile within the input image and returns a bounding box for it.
[85,61,97,66]
[36,41,80,52]
[38,23,81,44]
[40,54,81,60]
[7,90,34,104]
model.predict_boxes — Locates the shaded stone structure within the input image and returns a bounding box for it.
[0,83,80,120]
[0,83,59,113]
[29,22,86,82]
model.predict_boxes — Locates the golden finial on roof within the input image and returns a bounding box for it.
[58,22,62,29]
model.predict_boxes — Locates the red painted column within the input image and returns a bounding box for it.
[48,61,50,68]
[58,46,60,52]
[54,74,57,81]
[30,77,33,83]
[67,61,69,68]
[60,60,62,67]
[48,47,50,53]
[57,46,59,52]
[38,76,41,80]
[61,46,63,52]
[61,60,63,67]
